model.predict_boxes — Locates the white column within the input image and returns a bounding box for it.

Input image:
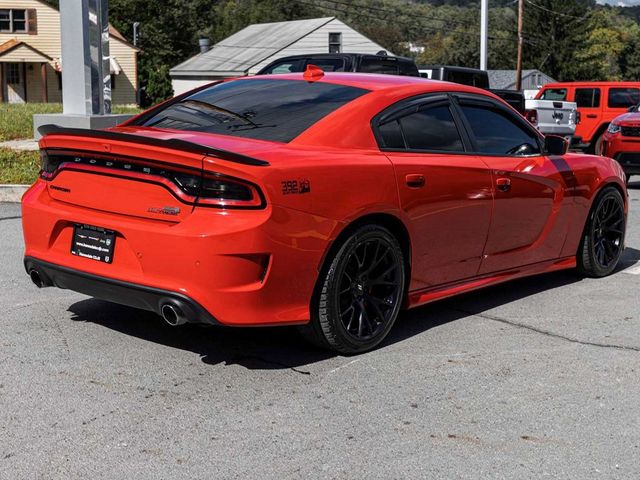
[60,0,111,115]
[480,0,488,71]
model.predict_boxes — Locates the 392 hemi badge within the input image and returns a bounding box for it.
[282,179,311,195]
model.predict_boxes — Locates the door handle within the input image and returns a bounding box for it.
[586,114,597,118]
[496,177,511,192]
[405,174,425,188]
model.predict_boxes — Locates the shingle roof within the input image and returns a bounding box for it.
[171,17,335,76]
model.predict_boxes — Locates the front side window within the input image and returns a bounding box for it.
[0,9,27,33]
[608,88,640,109]
[377,102,464,152]
[137,79,368,143]
[540,88,567,101]
[575,88,601,108]
[328,32,341,54]
[460,103,541,156]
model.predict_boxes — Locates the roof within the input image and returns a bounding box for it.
[224,71,475,92]
[171,17,336,76]
[0,39,53,61]
[488,69,555,90]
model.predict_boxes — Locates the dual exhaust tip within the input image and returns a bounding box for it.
[29,268,190,327]
[160,303,188,326]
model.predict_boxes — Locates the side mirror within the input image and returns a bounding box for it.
[628,105,638,113]
[544,135,569,156]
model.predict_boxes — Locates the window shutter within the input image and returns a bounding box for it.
[27,8,37,35]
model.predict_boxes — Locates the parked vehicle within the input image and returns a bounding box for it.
[524,98,578,139]
[257,52,420,77]
[536,82,640,153]
[24,69,627,354]
[602,105,640,183]
[419,64,525,113]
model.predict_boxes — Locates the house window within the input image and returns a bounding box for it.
[328,32,342,53]
[0,9,29,33]
[6,64,20,84]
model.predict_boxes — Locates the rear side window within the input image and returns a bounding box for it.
[575,88,600,108]
[608,88,640,108]
[138,79,368,143]
[307,58,346,72]
[377,103,464,152]
[460,104,540,156]
[540,88,567,101]
[359,58,400,75]
[400,106,464,151]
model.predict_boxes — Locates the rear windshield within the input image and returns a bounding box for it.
[138,79,368,142]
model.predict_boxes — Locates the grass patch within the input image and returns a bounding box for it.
[0,148,40,184]
[0,103,141,142]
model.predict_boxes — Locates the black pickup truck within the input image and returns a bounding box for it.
[257,52,419,77]
[419,64,526,114]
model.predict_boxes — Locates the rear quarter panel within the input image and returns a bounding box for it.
[560,152,627,257]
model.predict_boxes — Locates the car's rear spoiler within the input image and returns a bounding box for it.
[37,125,270,167]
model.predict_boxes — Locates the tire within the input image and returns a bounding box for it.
[589,132,605,155]
[577,187,626,278]
[300,224,406,354]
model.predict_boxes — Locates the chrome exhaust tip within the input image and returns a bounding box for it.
[29,269,44,288]
[161,303,187,326]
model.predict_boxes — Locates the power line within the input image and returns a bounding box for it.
[524,0,590,22]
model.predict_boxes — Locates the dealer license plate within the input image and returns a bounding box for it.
[71,224,116,263]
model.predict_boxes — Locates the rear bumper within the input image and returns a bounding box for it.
[24,256,219,324]
[22,181,339,326]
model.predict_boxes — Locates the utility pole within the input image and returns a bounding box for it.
[480,0,488,71]
[515,0,524,90]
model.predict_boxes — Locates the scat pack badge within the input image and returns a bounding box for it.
[281,178,311,195]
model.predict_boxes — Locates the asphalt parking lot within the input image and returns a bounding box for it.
[2,187,640,480]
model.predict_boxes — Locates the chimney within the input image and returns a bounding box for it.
[199,38,211,53]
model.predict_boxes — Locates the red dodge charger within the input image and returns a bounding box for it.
[22,69,627,353]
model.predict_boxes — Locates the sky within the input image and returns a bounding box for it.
[596,0,640,5]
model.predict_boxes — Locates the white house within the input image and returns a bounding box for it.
[170,17,389,95]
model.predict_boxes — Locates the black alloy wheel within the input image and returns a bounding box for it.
[301,225,405,354]
[577,187,626,277]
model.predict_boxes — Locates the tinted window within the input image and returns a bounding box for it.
[540,88,567,101]
[378,120,404,149]
[400,105,464,151]
[447,71,489,88]
[608,88,640,108]
[261,59,304,74]
[139,79,368,143]
[359,58,400,75]
[461,104,540,156]
[575,88,600,108]
[306,58,346,72]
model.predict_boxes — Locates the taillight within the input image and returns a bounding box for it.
[196,172,264,208]
[525,109,538,125]
[39,150,265,209]
[39,150,63,180]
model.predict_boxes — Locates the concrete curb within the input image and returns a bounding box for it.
[0,184,29,203]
